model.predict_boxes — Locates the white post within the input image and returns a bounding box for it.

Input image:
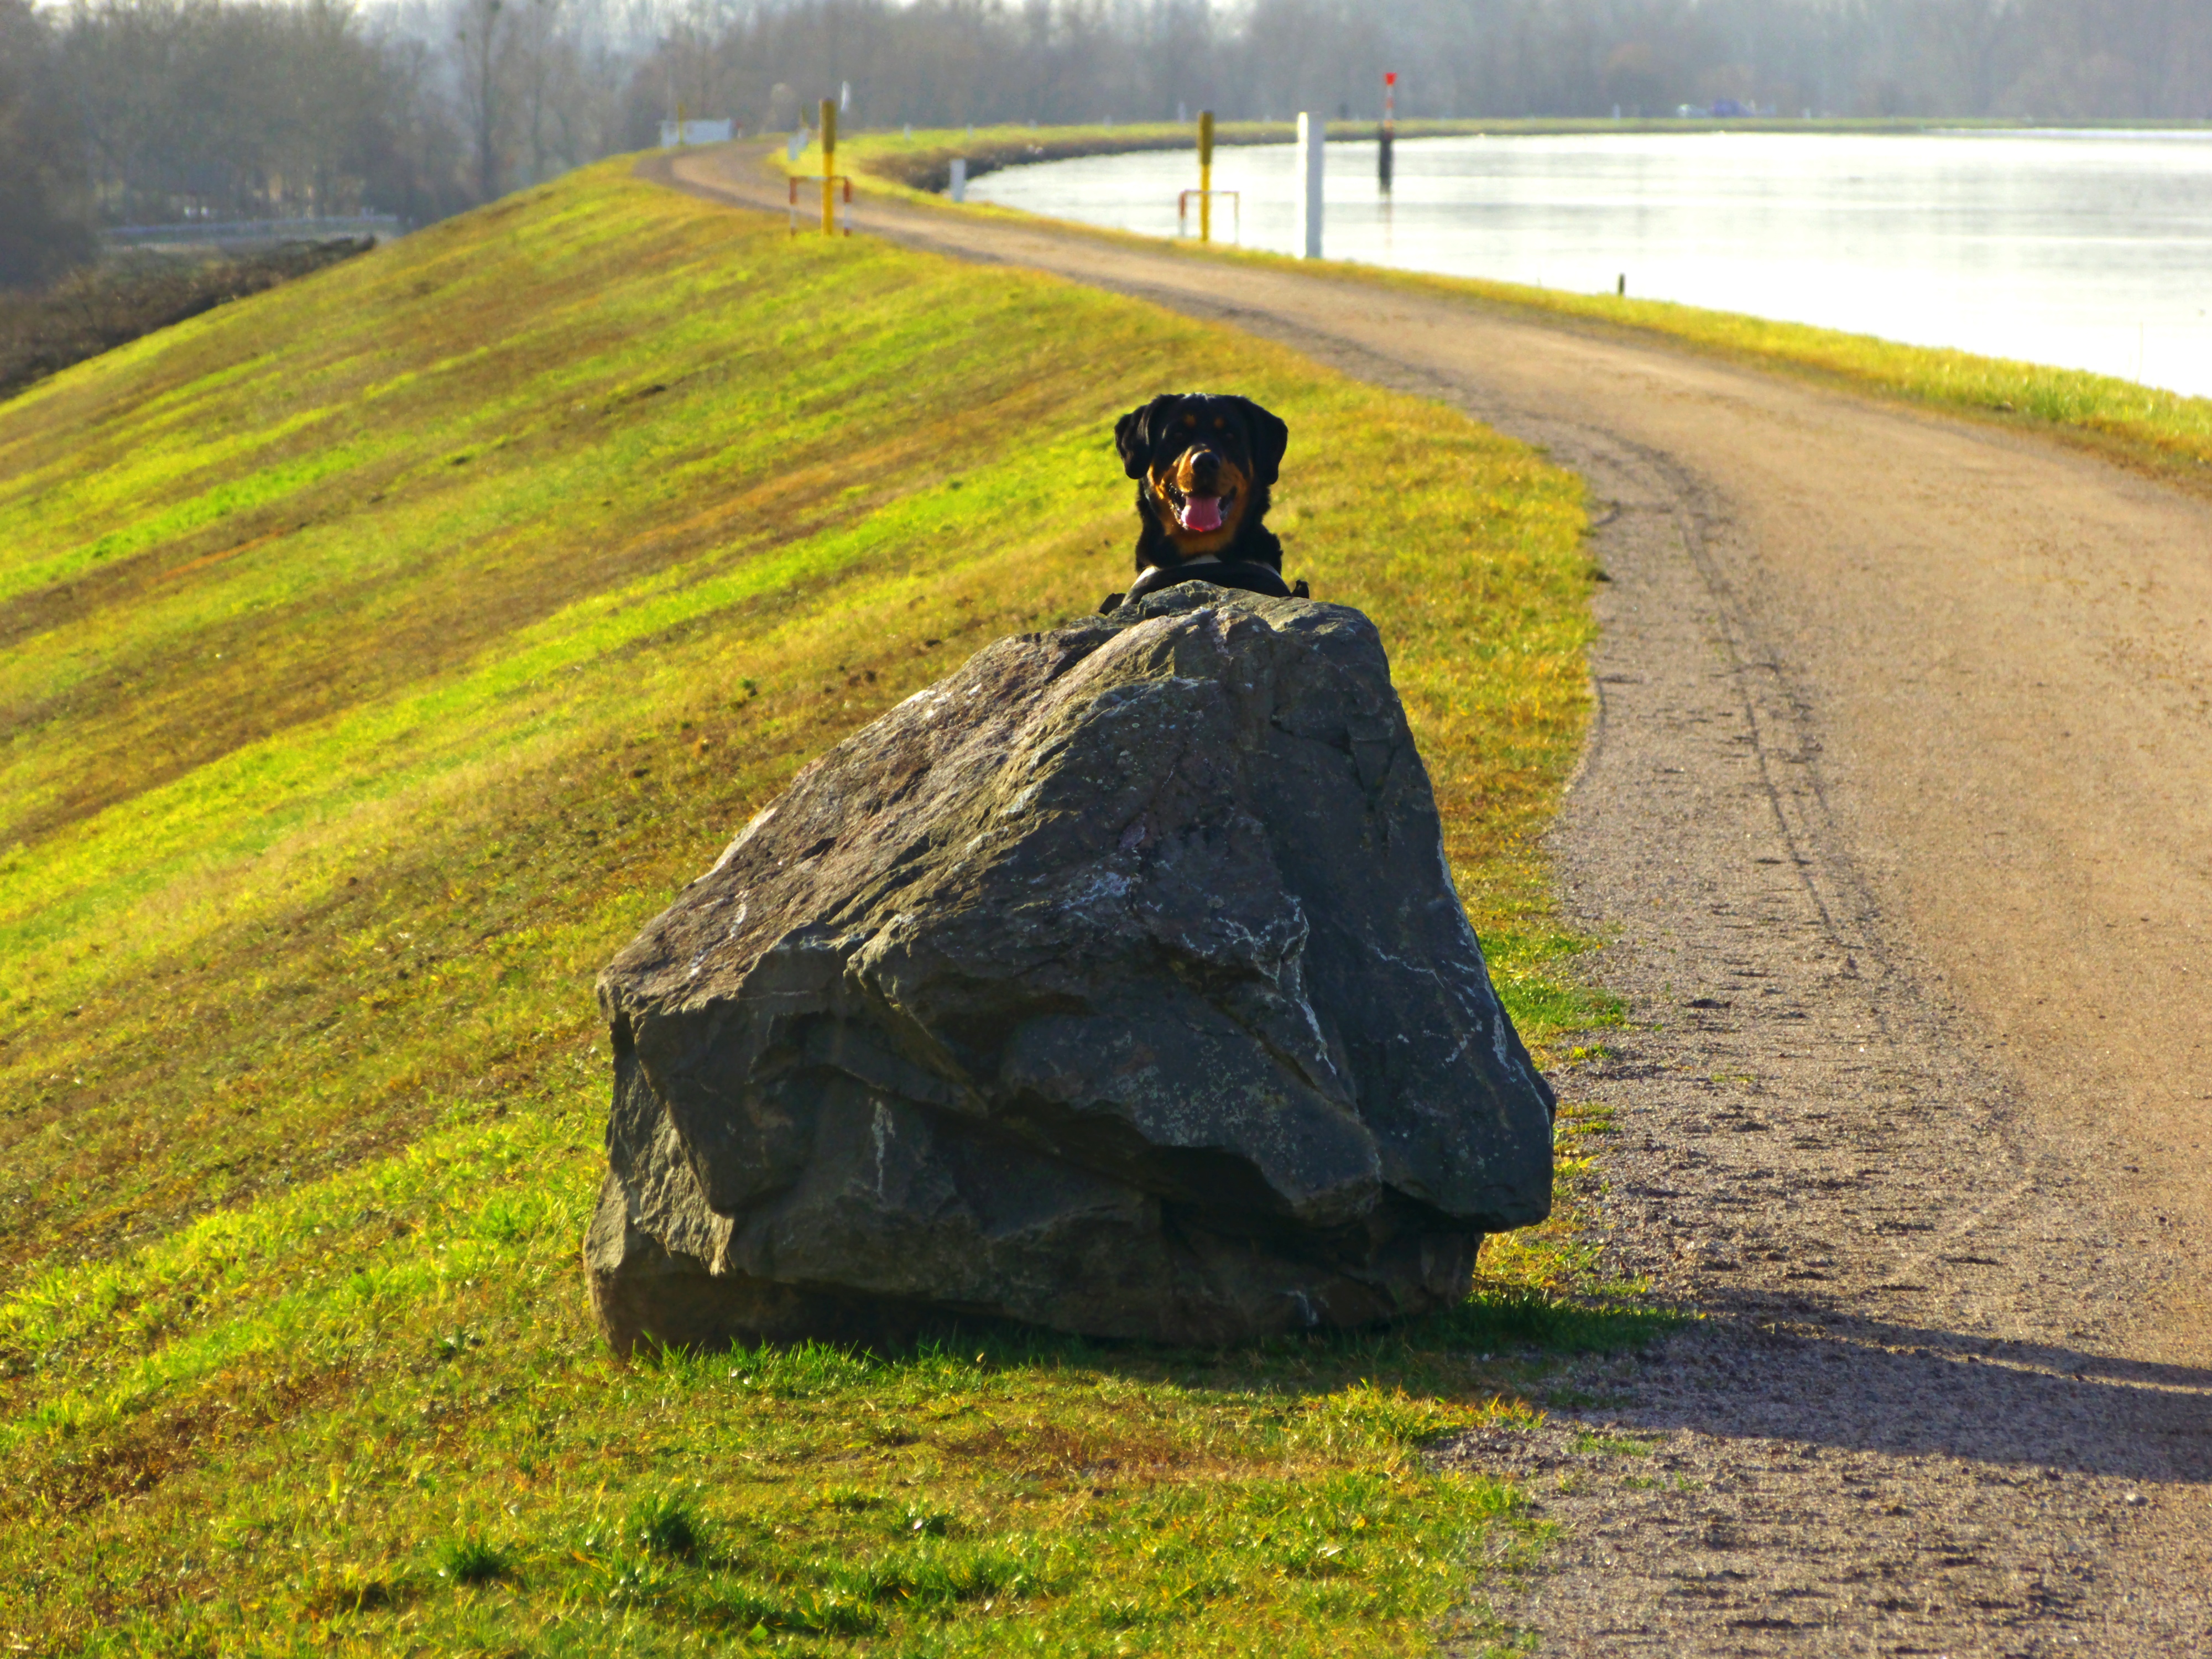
[949,158,968,203]
[1294,112,1324,259]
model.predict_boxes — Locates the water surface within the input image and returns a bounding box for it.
[969,132,2212,398]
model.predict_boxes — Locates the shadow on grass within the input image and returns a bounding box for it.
[629,1278,1682,1407]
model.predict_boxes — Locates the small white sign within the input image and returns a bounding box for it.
[659,118,734,148]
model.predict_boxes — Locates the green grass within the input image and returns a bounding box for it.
[810,124,2212,488]
[0,154,1645,1655]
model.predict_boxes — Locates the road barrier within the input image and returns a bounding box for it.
[1177,189,1240,243]
[790,175,852,236]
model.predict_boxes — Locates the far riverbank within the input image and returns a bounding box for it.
[785,123,2212,488]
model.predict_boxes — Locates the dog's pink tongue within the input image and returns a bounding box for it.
[1179,495,1224,533]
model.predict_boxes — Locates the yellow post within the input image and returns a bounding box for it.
[1197,109,1214,242]
[675,98,686,145]
[820,97,838,236]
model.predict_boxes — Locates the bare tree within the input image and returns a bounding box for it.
[510,0,567,182]
[453,0,506,200]
[0,0,97,285]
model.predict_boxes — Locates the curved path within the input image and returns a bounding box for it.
[652,147,2212,1654]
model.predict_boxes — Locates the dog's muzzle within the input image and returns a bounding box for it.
[1161,470,1234,534]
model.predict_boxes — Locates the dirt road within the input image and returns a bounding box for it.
[654,148,2212,1654]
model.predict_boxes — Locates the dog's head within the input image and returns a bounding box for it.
[1114,393,1289,560]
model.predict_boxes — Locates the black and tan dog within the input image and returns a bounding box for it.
[1102,393,1308,611]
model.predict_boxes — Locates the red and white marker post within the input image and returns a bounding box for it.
[1380,71,1396,192]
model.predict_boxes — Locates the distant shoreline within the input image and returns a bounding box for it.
[776,123,2212,495]
[823,115,2212,198]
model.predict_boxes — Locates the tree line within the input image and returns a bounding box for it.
[4,0,2207,289]
[639,0,2211,133]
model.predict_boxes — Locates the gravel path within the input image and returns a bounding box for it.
[1446,434,2212,1655]
[653,148,2212,1654]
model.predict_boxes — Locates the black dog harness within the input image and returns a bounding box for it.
[1099,560,1310,614]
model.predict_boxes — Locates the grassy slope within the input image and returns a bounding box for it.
[816,126,2212,485]
[0,158,1639,1656]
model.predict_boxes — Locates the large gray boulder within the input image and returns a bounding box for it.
[586,586,1554,1353]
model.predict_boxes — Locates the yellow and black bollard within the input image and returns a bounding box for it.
[1197,109,1214,242]
[820,97,838,236]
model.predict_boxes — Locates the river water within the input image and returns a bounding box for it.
[967,131,2212,399]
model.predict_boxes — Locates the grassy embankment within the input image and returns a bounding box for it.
[1,156,1648,1655]
[815,123,2212,487]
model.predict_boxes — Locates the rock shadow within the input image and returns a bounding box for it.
[1550,1299,2212,1485]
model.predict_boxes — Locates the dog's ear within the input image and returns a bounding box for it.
[1113,406,1149,480]
[1231,398,1290,487]
[1114,395,1178,481]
